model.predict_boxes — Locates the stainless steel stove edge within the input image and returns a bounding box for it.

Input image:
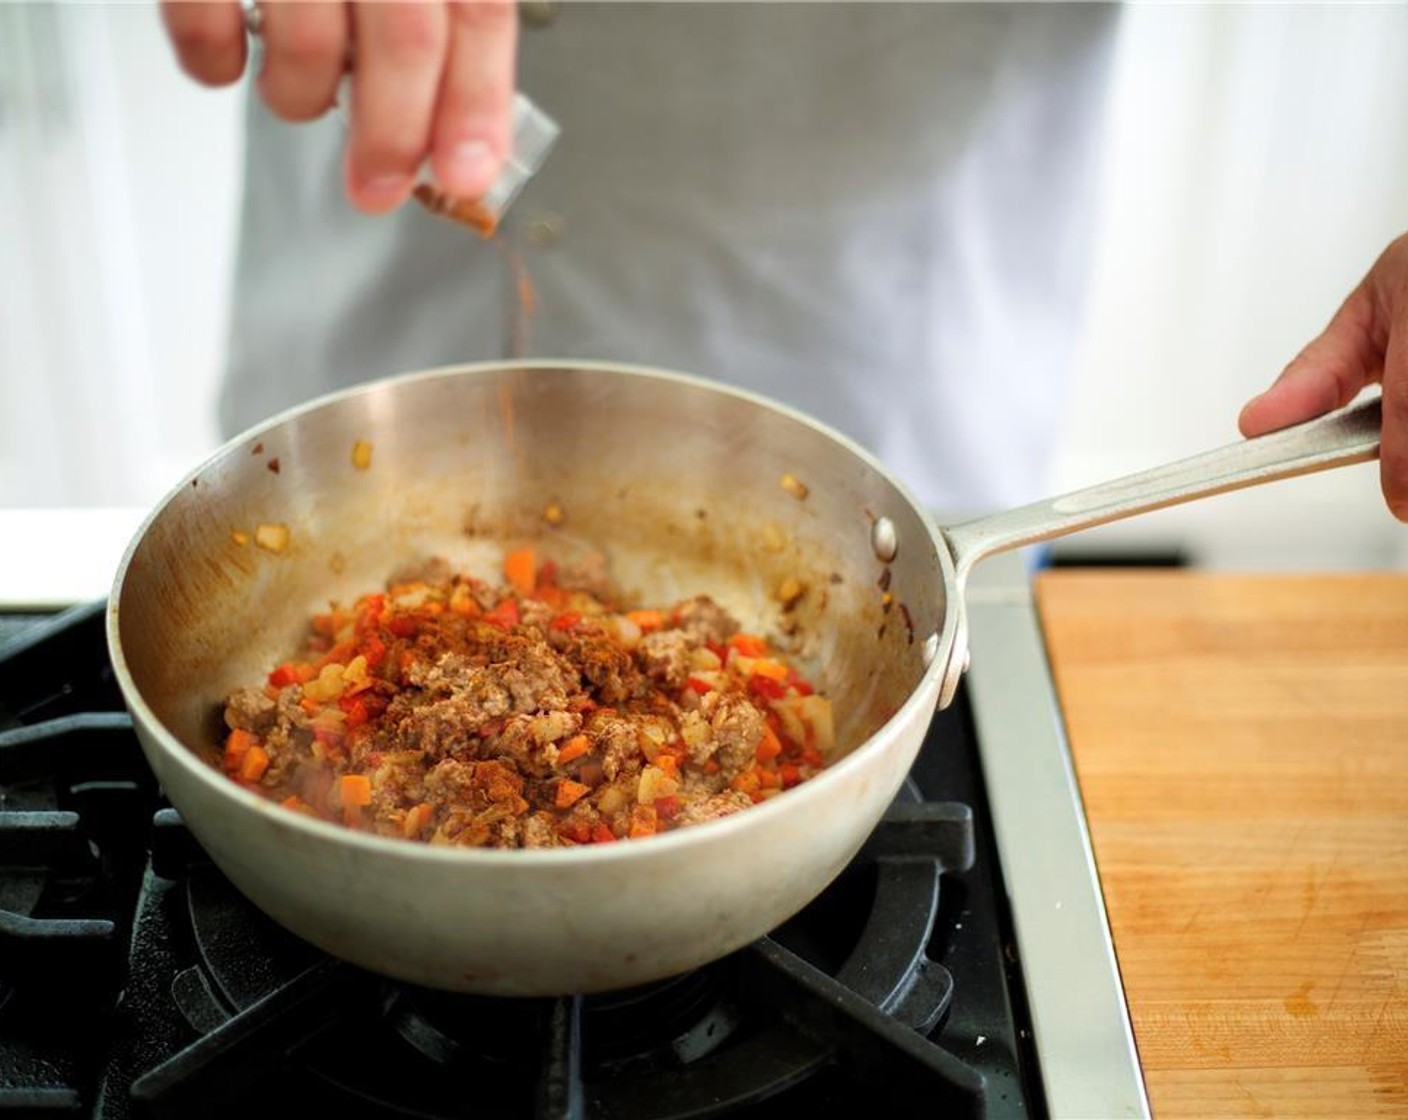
[963,551,1150,1120]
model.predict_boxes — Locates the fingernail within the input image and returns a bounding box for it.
[361,174,412,204]
[443,140,497,195]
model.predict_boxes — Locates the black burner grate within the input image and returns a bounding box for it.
[0,602,1042,1119]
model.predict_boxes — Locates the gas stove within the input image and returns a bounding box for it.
[0,551,1147,1119]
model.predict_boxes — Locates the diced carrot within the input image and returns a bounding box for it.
[750,658,789,682]
[223,728,258,771]
[504,548,537,597]
[591,822,617,844]
[557,736,590,765]
[551,611,581,631]
[756,766,781,790]
[402,802,434,839]
[655,753,680,781]
[800,747,824,768]
[628,804,658,838]
[339,774,373,807]
[238,746,270,782]
[755,723,783,762]
[728,633,768,658]
[779,763,803,789]
[626,609,666,632]
[555,779,591,808]
[685,676,716,696]
[386,615,419,638]
[731,770,761,798]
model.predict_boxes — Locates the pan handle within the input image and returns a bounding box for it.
[941,395,1383,583]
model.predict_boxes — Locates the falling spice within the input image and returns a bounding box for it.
[543,501,565,527]
[351,440,373,471]
[231,530,249,547]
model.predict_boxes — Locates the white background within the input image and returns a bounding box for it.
[1,3,1404,569]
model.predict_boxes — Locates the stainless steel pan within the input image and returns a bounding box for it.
[107,361,1380,995]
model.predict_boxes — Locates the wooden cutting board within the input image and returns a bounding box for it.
[1035,572,1408,1120]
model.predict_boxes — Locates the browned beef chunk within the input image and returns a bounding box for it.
[672,596,738,646]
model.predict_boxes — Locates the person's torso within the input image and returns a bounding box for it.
[224,2,1117,509]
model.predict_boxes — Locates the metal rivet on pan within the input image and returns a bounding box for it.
[870,516,898,562]
[961,649,972,674]
[921,633,940,668]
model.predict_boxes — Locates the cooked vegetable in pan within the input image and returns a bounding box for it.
[218,550,834,847]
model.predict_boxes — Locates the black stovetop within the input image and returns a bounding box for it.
[0,603,1041,1119]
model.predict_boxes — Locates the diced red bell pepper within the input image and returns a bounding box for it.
[482,598,520,630]
[747,674,787,702]
[785,668,815,696]
[268,661,311,688]
[339,695,369,728]
[655,795,681,823]
[360,634,387,670]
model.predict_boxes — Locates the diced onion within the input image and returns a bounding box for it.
[780,473,809,500]
[797,695,835,754]
[689,647,722,672]
[598,786,629,814]
[254,523,289,553]
[613,615,642,648]
[637,766,679,805]
[773,700,806,747]
[302,663,346,703]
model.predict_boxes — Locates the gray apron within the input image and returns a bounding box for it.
[222,2,1117,509]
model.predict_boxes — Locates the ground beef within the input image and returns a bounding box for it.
[636,629,691,690]
[562,629,643,706]
[673,597,738,646]
[224,686,276,734]
[216,558,830,849]
[675,791,753,827]
[592,714,645,782]
[702,693,765,779]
